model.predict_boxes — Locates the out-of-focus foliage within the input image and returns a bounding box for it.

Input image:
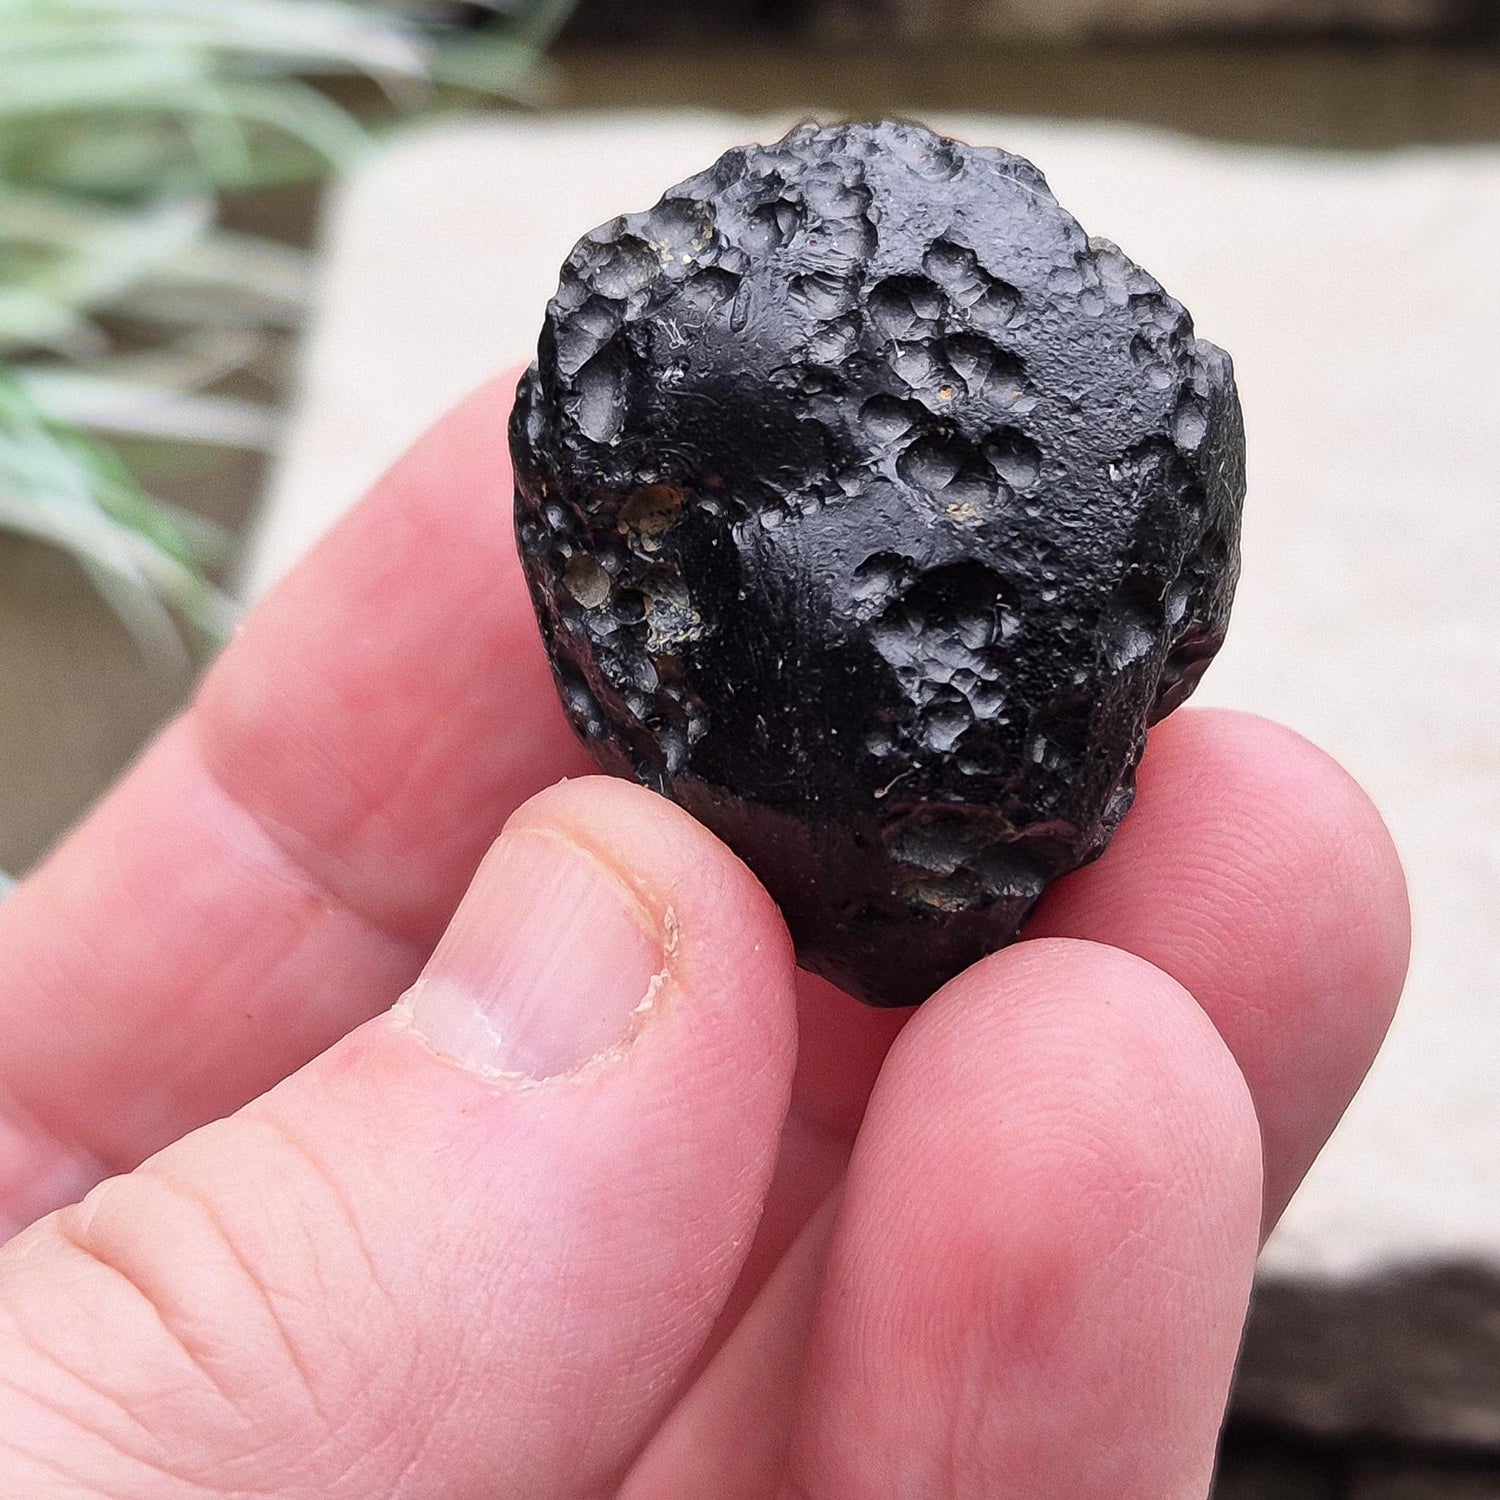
[0,0,575,665]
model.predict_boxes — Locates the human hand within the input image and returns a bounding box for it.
[0,380,1409,1498]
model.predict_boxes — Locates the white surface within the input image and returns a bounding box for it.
[249,113,1500,1279]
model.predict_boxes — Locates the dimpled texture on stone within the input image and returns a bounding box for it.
[511,119,1245,1007]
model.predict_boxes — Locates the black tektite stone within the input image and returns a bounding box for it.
[511,120,1245,1007]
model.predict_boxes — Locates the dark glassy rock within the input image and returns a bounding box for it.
[512,119,1245,1006]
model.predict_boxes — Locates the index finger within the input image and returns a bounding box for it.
[0,374,591,1232]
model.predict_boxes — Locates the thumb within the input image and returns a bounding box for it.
[0,778,798,1499]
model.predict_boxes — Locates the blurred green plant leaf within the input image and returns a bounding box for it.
[0,0,575,669]
[17,367,280,449]
[0,369,237,669]
[0,192,214,352]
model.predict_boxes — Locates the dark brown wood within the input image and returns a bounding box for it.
[559,0,1498,43]
[552,44,1500,151]
[1349,1466,1500,1499]
[1215,1441,1341,1500]
[1235,1266,1500,1454]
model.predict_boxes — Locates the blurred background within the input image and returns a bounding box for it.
[3,4,1499,1496]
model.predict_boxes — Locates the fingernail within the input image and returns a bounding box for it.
[399,827,666,1080]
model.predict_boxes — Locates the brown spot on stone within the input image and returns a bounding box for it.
[563,553,611,609]
[620,484,685,548]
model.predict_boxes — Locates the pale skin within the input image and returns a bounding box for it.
[0,377,1410,1498]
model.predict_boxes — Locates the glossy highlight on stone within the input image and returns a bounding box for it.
[511,119,1246,1007]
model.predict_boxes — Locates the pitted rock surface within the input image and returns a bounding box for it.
[511,119,1245,1006]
